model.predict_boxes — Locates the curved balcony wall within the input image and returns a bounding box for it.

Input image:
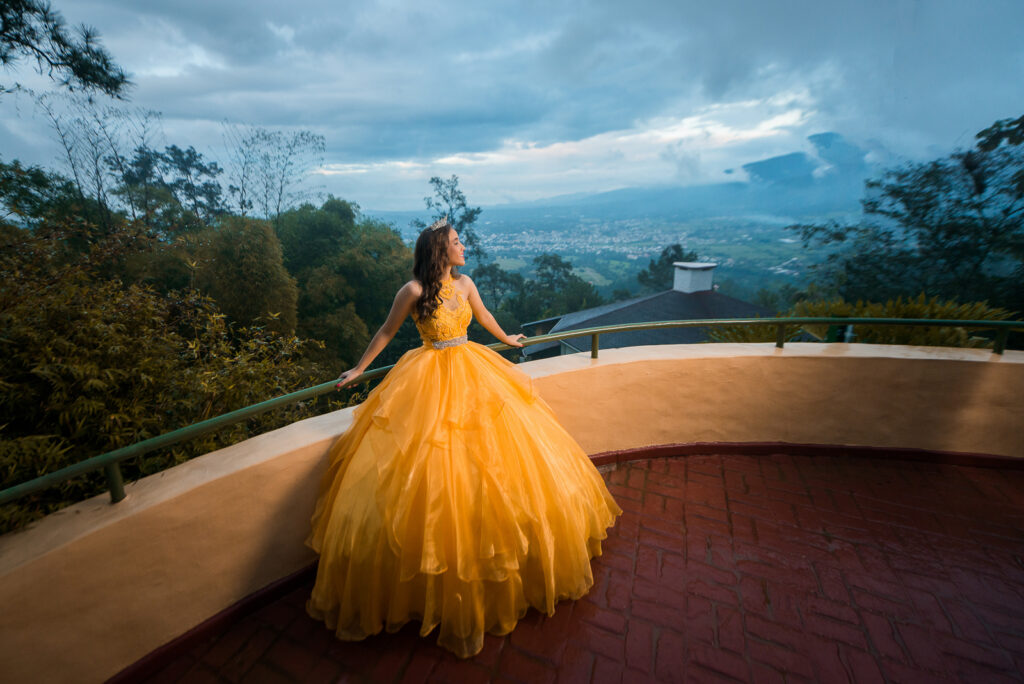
[0,343,1021,683]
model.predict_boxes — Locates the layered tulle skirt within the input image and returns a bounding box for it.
[306,341,621,658]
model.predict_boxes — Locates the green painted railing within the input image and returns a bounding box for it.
[1,316,1021,508]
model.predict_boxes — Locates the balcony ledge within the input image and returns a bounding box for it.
[0,343,1021,683]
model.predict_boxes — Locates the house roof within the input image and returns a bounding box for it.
[522,288,773,356]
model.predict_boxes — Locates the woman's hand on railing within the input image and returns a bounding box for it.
[504,334,527,348]
[335,368,363,390]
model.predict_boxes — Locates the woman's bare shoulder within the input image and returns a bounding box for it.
[453,273,476,288]
[451,273,476,297]
[400,280,423,298]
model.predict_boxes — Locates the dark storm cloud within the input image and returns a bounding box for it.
[5,0,1023,207]
[61,0,1024,156]
[62,0,565,158]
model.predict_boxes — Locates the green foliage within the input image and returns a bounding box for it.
[529,253,604,318]
[977,114,1024,153]
[467,262,526,347]
[753,282,810,313]
[117,238,193,292]
[276,197,357,274]
[791,113,1024,312]
[105,142,228,235]
[708,294,1014,347]
[0,167,399,534]
[751,281,836,314]
[533,253,574,292]
[611,288,634,302]
[473,261,525,308]
[0,157,75,223]
[705,316,804,345]
[158,144,227,226]
[468,254,604,333]
[277,199,415,372]
[332,218,414,326]
[637,243,699,292]
[0,0,129,96]
[792,295,1014,347]
[192,216,298,333]
[0,274,326,533]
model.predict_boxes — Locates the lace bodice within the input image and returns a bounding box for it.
[414,276,472,344]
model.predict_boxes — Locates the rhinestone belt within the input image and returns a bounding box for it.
[432,335,468,349]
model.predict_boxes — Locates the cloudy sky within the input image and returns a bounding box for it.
[2,0,1023,210]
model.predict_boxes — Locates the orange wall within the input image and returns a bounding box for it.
[534,344,1023,458]
[0,343,1020,683]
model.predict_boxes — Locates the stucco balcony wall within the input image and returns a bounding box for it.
[0,343,1021,683]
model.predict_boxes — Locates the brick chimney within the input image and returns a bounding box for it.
[672,262,718,293]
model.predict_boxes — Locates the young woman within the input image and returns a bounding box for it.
[306,217,621,658]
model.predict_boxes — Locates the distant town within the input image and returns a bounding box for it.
[441,215,817,300]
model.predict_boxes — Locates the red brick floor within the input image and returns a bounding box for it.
[140,454,1024,683]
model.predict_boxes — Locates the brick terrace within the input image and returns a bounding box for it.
[138,454,1024,683]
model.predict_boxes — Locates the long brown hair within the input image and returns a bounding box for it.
[413,219,454,320]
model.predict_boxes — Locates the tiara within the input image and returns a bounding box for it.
[428,215,451,231]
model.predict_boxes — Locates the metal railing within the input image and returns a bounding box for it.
[1,316,1021,508]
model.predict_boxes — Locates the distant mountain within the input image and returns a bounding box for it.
[742,152,819,185]
[366,132,874,233]
[809,132,870,175]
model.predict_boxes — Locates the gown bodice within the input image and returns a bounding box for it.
[414,276,472,345]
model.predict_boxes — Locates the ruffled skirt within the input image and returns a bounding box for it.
[306,341,621,658]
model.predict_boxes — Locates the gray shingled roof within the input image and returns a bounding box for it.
[522,289,773,356]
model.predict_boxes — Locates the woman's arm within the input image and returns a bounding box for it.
[335,281,421,388]
[464,276,526,348]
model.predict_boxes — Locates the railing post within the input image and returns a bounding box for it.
[105,463,126,503]
[775,324,786,349]
[994,329,1008,355]
[591,334,600,359]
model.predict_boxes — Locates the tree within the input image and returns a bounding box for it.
[275,198,415,372]
[473,261,523,307]
[791,113,1024,311]
[500,253,604,323]
[534,253,575,292]
[35,93,234,237]
[193,216,299,333]
[637,243,699,292]
[117,144,179,233]
[112,141,228,236]
[557,274,605,313]
[977,114,1024,152]
[0,156,74,225]
[0,0,129,96]
[0,141,347,534]
[0,154,159,291]
[0,273,324,533]
[36,91,116,226]
[160,145,226,226]
[417,175,485,260]
[275,197,357,275]
[222,124,325,224]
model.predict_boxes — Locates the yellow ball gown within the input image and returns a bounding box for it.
[306,275,622,658]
